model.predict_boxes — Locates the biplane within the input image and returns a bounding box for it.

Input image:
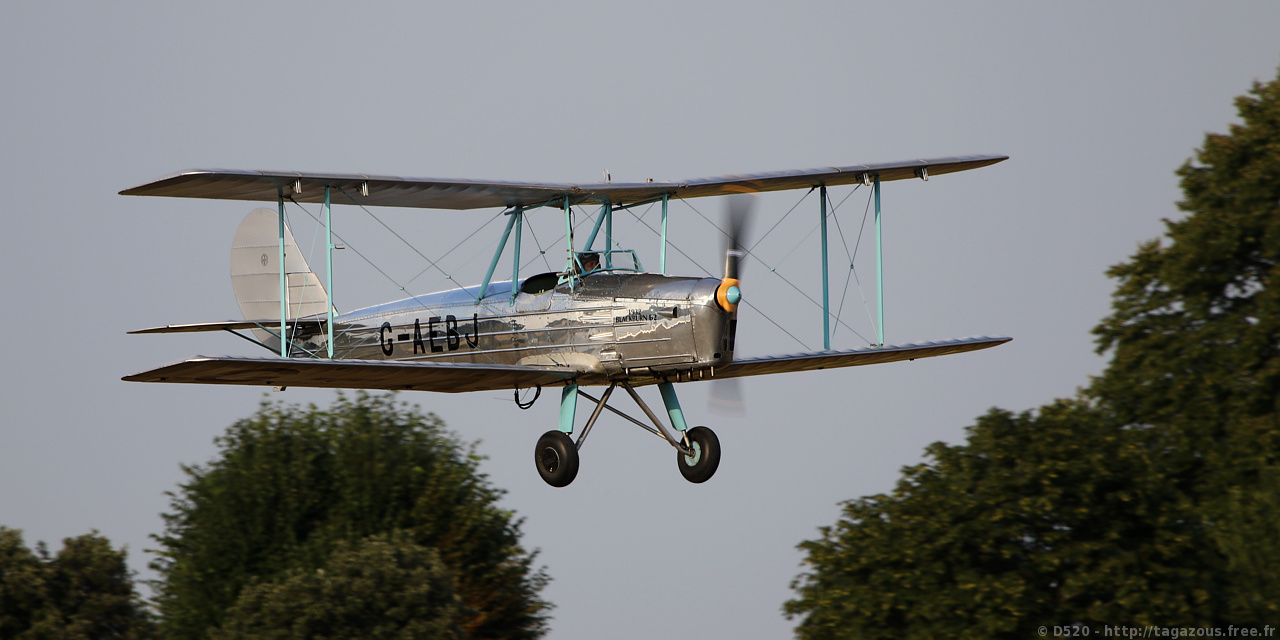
[121,155,1010,487]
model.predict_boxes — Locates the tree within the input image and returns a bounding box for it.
[1091,68,1280,621]
[787,68,1280,635]
[784,403,1224,639]
[211,532,463,640]
[0,527,156,640]
[152,392,549,640]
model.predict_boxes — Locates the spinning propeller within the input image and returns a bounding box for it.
[710,195,754,417]
[715,195,752,313]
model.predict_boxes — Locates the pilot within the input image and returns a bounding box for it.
[579,252,601,273]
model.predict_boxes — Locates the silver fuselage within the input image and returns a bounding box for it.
[286,272,736,387]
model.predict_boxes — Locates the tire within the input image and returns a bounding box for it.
[535,430,579,487]
[677,426,721,484]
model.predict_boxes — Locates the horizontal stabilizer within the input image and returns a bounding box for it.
[123,356,579,393]
[715,336,1010,379]
[128,317,337,335]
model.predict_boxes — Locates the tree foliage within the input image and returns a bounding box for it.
[787,68,1280,636]
[784,404,1225,638]
[152,392,549,640]
[0,528,156,640]
[1090,67,1280,622]
[211,532,463,640]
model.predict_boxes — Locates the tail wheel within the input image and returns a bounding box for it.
[535,431,579,487]
[677,426,721,483]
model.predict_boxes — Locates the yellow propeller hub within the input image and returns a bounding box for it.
[717,278,741,312]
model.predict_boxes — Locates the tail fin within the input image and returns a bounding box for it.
[230,208,332,332]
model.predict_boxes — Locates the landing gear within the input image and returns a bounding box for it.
[534,380,722,487]
[677,426,720,483]
[534,430,579,488]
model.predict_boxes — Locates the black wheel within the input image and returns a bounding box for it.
[535,430,579,487]
[677,426,720,484]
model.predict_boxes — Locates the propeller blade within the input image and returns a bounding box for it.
[722,195,754,280]
[708,377,746,418]
[712,195,755,418]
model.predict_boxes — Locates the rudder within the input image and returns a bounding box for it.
[230,208,332,327]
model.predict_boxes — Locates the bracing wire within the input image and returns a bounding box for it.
[287,198,409,297]
[284,199,421,358]
[687,190,873,346]
[405,209,505,287]
[825,186,876,342]
[286,183,886,355]
[847,188,881,336]
[520,222,555,273]
[619,204,812,351]
[292,208,327,348]
[336,188,506,300]
[748,188,813,256]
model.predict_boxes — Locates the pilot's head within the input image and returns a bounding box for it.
[580,252,601,272]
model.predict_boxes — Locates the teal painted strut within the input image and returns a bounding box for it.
[479,211,519,299]
[581,201,613,269]
[559,383,578,434]
[875,175,883,346]
[583,202,607,251]
[510,210,523,305]
[324,185,334,358]
[277,190,287,357]
[658,381,688,432]
[563,198,576,289]
[660,193,669,275]
[820,185,830,350]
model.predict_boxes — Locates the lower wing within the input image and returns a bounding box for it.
[713,336,1010,379]
[123,356,578,393]
[123,337,1008,393]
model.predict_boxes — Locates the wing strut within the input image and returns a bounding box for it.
[270,183,337,358]
[479,209,520,304]
[660,193,670,275]
[820,185,830,349]
[276,189,288,357]
[821,173,889,349]
[324,185,335,358]
[875,174,884,347]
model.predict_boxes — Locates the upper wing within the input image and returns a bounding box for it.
[119,155,1007,211]
[123,356,579,393]
[713,336,1010,380]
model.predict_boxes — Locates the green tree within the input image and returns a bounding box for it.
[784,403,1225,638]
[152,392,549,640]
[212,531,463,640]
[0,528,156,640]
[787,68,1280,636]
[1211,465,1280,620]
[1091,69,1280,621]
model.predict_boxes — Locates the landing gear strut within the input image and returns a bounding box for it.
[531,380,720,487]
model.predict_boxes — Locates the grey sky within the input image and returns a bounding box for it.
[2,2,1278,638]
